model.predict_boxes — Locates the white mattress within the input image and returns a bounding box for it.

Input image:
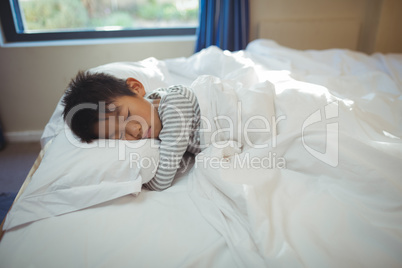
[1,39,401,268]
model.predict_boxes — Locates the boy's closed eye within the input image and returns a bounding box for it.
[120,109,131,139]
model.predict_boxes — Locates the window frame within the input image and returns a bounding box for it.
[0,0,197,44]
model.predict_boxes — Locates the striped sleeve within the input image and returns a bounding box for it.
[145,86,196,191]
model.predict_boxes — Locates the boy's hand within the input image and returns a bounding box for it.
[150,99,160,109]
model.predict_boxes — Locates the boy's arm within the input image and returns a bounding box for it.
[145,90,194,191]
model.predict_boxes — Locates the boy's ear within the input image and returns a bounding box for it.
[126,77,146,97]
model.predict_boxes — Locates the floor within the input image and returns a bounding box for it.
[0,142,41,222]
[0,142,42,193]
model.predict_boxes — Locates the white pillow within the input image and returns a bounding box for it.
[4,126,160,230]
[40,57,171,147]
[87,57,172,93]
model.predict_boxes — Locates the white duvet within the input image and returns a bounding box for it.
[167,39,402,267]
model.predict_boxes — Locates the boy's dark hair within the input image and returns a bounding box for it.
[62,71,135,143]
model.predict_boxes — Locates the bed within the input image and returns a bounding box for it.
[1,39,401,267]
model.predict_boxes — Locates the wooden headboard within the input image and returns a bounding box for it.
[258,18,360,50]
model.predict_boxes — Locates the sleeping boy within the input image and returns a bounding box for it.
[62,71,201,191]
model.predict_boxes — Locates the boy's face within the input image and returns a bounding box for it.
[94,78,162,140]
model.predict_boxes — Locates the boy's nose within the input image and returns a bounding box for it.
[124,121,143,140]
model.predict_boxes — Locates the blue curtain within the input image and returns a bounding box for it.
[195,0,249,52]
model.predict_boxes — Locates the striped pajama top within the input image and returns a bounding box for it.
[144,85,201,191]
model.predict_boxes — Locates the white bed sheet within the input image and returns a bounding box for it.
[0,157,237,268]
[1,39,401,268]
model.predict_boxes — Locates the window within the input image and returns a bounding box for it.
[0,0,198,43]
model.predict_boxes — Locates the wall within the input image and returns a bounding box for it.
[0,37,195,140]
